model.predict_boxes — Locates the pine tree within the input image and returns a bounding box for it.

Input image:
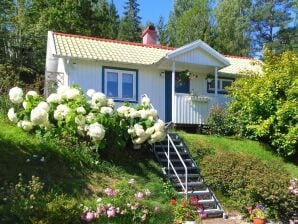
[214,0,252,56]
[157,16,167,45]
[250,0,295,53]
[118,0,142,42]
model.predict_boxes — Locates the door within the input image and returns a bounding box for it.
[165,71,190,122]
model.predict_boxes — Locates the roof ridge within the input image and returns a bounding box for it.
[53,32,175,50]
[224,54,256,60]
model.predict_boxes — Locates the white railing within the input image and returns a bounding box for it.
[141,94,188,198]
[166,134,188,199]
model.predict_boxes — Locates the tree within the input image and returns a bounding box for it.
[214,0,252,56]
[270,26,298,55]
[167,0,214,47]
[156,16,167,45]
[227,50,298,157]
[118,0,142,42]
[250,0,295,53]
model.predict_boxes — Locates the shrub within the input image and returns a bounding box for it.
[207,105,235,136]
[0,174,81,223]
[200,151,297,220]
[6,85,166,151]
[227,50,298,157]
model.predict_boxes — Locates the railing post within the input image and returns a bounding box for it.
[167,136,170,175]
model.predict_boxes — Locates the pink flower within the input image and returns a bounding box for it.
[81,211,96,222]
[104,187,116,196]
[135,192,144,199]
[107,207,116,218]
[154,206,160,213]
[200,212,208,219]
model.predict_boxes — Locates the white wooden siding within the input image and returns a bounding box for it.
[174,49,223,67]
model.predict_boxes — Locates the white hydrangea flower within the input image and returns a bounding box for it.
[86,112,96,123]
[22,101,27,109]
[100,107,113,115]
[46,93,60,104]
[53,104,71,120]
[9,87,23,104]
[130,110,141,118]
[145,127,155,135]
[140,109,147,119]
[77,126,85,136]
[141,96,150,106]
[154,120,165,132]
[149,109,157,118]
[90,92,107,109]
[133,136,147,144]
[76,106,86,114]
[66,88,80,100]
[107,98,115,108]
[87,89,96,98]
[37,102,49,112]
[25,90,38,100]
[20,120,33,131]
[57,86,69,100]
[7,108,18,123]
[134,124,145,137]
[87,122,105,141]
[128,127,135,135]
[117,106,131,117]
[30,107,48,125]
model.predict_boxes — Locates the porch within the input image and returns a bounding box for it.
[156,40,231,125]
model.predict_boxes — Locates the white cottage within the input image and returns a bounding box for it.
[45,27,261,125]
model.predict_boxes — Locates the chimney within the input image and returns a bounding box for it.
[142,25,157,45]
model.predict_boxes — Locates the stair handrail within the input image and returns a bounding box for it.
[166,134,188,199]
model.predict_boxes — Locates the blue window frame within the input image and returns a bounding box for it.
[103,67,138,102]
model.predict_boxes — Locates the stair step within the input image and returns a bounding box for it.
[157,152,189,156]
[173,181,204,188]
[169,174,200,178]
[167,166,197,171]
[177,189,210,195]
[203,208,224,215]
[161,159,192,163]
[197,199,215,205]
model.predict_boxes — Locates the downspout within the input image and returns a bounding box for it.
[172,61,176,123]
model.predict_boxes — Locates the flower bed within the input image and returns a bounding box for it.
[7,86,166,150]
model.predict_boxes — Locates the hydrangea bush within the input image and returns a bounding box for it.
[7,86,166,150]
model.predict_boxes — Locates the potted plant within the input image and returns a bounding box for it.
[247,203,267,224]
[174,199,200,224]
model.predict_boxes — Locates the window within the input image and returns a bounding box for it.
[103,67,138,101]
[207,77,234,94]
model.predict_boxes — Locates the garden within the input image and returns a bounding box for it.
[0,51,297,223]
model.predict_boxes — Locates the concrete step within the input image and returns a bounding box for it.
[173,181,204,188]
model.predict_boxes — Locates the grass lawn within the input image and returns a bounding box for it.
[0,114,174,223]
[178,131,298,178]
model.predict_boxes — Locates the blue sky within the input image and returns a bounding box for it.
[112,0,173,24]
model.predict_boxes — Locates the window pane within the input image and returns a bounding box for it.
[122,73,133,98]
[222,80,232,90]
[209,79,220,89]
[107,72,118,97]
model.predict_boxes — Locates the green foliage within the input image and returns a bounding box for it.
[207,105,235,136]
[214,0,251,56]
[167,0,214,47]
[174,199,199,222]
[0,174,81,223]
[200,151,297,220]
[118,0,142,42]
[227,51,298,157]
[250,0,295,53]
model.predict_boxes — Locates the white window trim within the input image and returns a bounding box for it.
[104,68,137,102]
[208,78,234,94]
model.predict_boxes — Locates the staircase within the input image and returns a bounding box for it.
[153,132,225,218]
